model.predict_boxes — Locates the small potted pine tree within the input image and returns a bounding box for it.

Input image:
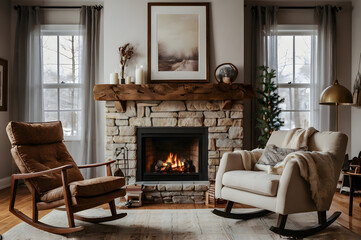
[256,66,285,148]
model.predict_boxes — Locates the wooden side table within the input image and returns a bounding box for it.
[343,171,361,216]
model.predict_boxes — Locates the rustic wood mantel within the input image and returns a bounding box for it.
[93,83,254,112]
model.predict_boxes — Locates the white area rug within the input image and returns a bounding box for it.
[3,208,360,240]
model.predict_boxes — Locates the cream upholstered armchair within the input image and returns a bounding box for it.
[213,129,347,238]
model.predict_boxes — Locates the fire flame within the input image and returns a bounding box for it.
[162,152,184,171]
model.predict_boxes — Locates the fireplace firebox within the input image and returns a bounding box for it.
[137,127,208,181]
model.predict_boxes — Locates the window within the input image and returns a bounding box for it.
[277,25,315,130]
[41,26,81,140]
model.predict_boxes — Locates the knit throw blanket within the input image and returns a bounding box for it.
[281,127,318,149]
[273,127,336,210]
[274,151,336,210]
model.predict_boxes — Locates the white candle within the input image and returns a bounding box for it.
[126,76,132,84]
[110,73,119,84]
[135,65,144,85]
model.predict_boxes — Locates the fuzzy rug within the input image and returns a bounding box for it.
[3,208,360,240]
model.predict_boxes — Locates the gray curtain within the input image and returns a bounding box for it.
[12,6,42,122]
[79,6,104,178]
[311,6,336,131]
[249,6,278,148]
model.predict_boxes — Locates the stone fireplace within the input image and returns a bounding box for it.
[105,100,244,203]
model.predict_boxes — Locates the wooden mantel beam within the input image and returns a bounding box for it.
[93,83,254,102]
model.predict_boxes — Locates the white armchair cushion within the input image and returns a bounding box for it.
[222,170,281,197]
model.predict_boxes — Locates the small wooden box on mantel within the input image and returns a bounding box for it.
[93,83,254,112]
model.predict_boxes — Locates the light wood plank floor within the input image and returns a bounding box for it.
[0,185,360,235]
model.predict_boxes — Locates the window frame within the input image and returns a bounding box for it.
[276,25,315,129]
[41,25,82,141]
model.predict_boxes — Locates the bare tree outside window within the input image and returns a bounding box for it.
[277,30,312,130]
[42,32,81,139]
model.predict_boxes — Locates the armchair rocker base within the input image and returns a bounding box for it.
[269,211,341,238]
[74,213,127,223]
[10,209,84,234]
[212,201,271,220]
[212,201,341,238]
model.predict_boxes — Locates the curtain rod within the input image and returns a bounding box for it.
[248,5,342,11]
[14,5,103,10]
[279,6,342,11]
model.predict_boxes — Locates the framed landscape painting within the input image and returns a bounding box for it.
[147,2,209,83]
[0,58,7,111]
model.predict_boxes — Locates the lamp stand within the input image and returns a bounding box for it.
[335,103,339,132]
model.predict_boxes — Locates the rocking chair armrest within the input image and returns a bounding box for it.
[12,164,74,180]
[215,151,255,199]
[77,160,116,169]
[77,160,115,176]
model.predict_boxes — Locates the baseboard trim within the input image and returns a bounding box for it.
[0,176,11,190]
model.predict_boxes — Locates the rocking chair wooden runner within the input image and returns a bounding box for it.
[213,129,348,238]
[6,121,127,234]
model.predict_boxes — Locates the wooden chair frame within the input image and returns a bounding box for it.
[9,160,126,234]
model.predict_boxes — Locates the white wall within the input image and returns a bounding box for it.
[103,0,244,84]
[0,0,12,189]
[351,0,361,157]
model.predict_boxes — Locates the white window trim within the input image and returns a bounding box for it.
[277,24,316,35]
[41,24,79,35]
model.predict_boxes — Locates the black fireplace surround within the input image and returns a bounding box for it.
[137,127,208,181]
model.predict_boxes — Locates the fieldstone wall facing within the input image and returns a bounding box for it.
[142,182,209,204]
[105,100,243,203]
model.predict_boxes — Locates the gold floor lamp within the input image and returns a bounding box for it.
[319,80,353,131]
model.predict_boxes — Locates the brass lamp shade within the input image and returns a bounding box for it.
[319,80,353,131]
[319,80,353,105]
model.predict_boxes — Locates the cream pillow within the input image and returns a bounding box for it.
[255,144,302,174]
[257,144,299,166]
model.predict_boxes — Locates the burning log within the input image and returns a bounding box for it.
[152,152,196,173]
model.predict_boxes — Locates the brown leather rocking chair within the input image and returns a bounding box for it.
[6,121,127,234]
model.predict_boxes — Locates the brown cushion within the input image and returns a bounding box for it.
[37,189,127,209]
[6,121,84,194]
[40,176,125,202]
[12,143,84,194]
[6,121,64,145]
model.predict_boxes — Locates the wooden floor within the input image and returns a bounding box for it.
[1,185,361,236]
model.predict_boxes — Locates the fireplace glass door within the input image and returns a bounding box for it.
[137,127,208,181]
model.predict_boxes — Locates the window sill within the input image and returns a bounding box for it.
[64,139,81,142]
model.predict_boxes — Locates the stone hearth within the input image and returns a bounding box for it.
[105,100,243,203]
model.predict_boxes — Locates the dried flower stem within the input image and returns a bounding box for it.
[118,43,134,79]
